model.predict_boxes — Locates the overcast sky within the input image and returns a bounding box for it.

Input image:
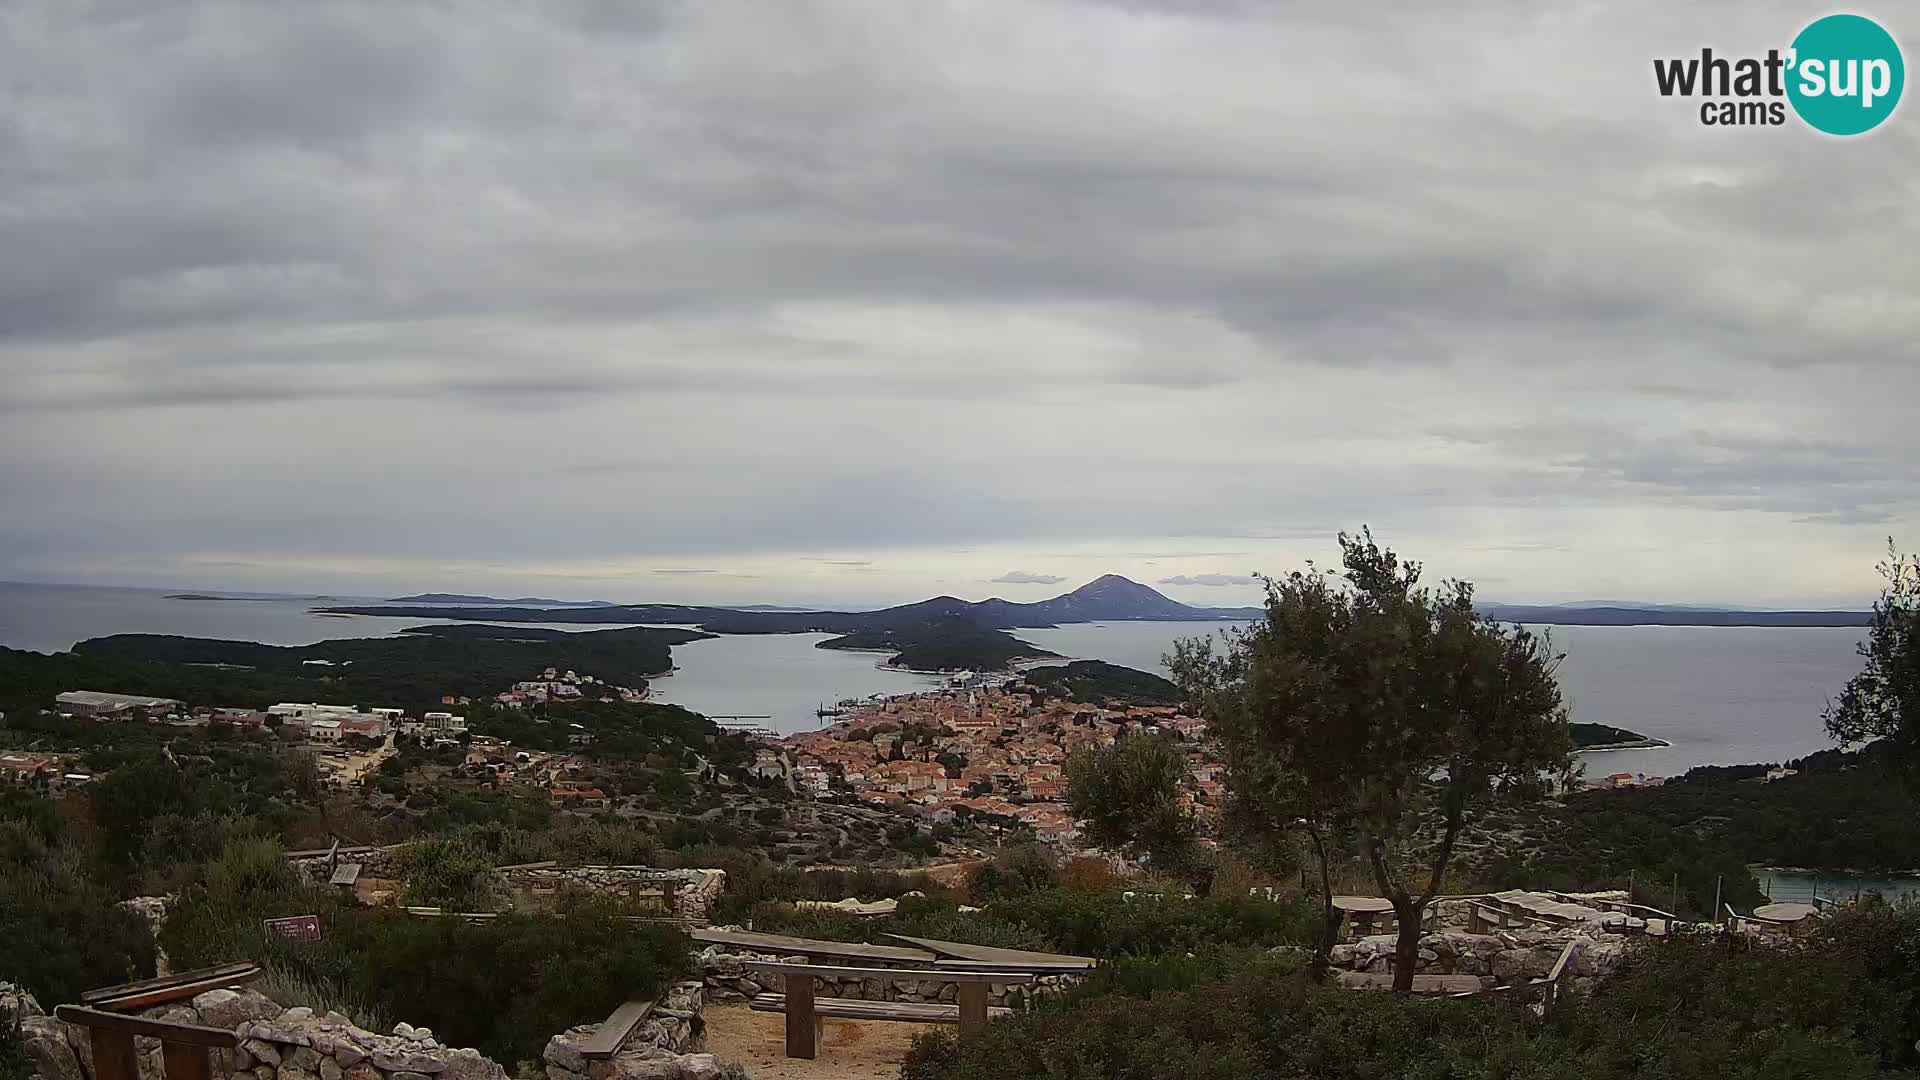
[3,0,1917,609]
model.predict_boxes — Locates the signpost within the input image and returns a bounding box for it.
[262,915,321,943]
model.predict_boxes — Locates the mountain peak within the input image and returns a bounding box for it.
[1033,575,1196,619]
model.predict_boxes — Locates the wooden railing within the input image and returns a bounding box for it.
[55,1006,238,1080]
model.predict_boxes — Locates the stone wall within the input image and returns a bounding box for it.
[287,846,405,884]
[543,982,722,1080]
[695,945,1077,1011]
[497,868,726,926]
[8,980,725,1080]
[7,984,504,1080]
[1324,928,1631,993]
[284,850,725,925]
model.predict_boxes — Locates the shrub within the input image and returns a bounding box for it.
[966,844,1060,902]
[904,912,1920,1080]
[0,1006,31,1080]
[395,838,497,911]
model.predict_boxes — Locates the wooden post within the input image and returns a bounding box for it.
[784,971,817,1060]
[661,878,680,914]
[161,1041,212,1080]
[956,982,989,1037]
[92,1028,140,1080]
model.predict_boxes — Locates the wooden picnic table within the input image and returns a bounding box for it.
[882,934,1097,970]
[689,927,938,964]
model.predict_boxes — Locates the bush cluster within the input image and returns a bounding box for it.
[903,905,1920,1080]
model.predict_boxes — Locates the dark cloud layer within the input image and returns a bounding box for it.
[2,0,1915,607]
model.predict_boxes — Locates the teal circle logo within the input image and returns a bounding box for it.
[1787,14,1904,135]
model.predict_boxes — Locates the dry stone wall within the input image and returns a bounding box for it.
[497,868,726,926]
[1323,928,1631,994]
[696,944,1077,1010]
[542,982,721,1080]
[8,981,727,1080]
[6,985,504,1080]
[284,849,725,925]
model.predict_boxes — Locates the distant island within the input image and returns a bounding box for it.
[388,593,617,607]
[817,621,1058,672]
[310,576,1874,675]
[168,593,327,602]
[323,574,1261,633]
[1482,604,1869,627]
[324,576,1872,634]
[1570,722,1671,751]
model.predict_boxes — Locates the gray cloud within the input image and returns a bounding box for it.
[1159,574,1260,587]
[0,0,1915,608]
[992,571,1069,585]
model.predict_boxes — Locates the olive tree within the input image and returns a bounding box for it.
[1172,530,1571,991]
[1065,734,1199,878]
[1826,540,1920,781]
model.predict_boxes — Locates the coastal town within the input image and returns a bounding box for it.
[770,678,1220,848]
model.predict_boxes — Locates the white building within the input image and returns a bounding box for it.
[422,711,468,733]
[307,719,344,743]
[268,703,361,722]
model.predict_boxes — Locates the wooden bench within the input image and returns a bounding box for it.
[57,1006,238,1080]
[574,999,657,1060]
[748,995,1014,1024]
[742,961,1035,1060]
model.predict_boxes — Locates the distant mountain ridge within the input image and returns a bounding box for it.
[388,593,616,607]
[326,577,1869,632]
[329,574,1259,632]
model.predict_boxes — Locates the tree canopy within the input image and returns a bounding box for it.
[1826,540,1920,782]
[1172,529,1571,990]
[1066,734,1196,870]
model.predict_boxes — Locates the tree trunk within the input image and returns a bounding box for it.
[1307,827,1338,980]
[1391,895,1423,993]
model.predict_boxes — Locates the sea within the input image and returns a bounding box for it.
[0,581,1870,778]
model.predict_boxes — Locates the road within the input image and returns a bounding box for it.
[331,730,397,785]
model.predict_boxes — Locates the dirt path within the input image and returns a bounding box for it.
[702,1002,934,1080]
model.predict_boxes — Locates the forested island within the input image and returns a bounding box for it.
[817,623,1058,672]
[1569,722,1670,750]
[0,624,711,716]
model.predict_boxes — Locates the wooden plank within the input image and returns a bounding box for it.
[55,1007,239,1049]
[750,995,1013,1024]
[690,928,936,964]
[883,934,1096,969]
[741,962,1035,984]
[161,1040,212,1080]
[82,963,258,1004]
[931,959,1097,974]
[1544,940,1580,984]
[574,1000,655,1060]
[87,970,263,1012]
[329,863,362,887]
[956,982,988,1037]
[784,971,816,1060]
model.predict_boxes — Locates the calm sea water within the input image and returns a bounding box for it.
[0,583,1869,772]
